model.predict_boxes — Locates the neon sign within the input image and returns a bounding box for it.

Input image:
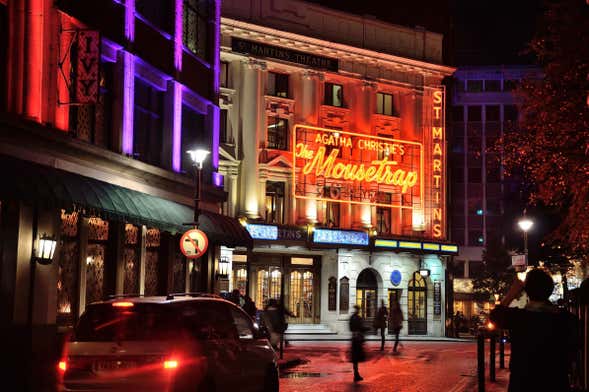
[431,88,445,238]
[293,125,423,209]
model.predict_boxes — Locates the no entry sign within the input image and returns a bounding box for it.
[180,229,209,259]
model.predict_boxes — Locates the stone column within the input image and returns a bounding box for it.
[239,59,265,219]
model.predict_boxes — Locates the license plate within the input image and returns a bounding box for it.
[93,360,138,371]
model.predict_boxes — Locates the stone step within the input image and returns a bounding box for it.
[285,324,335,335]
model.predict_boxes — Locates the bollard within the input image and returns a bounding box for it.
[499,331,505,369]
[489,334,496,382]
[478,333,485,392]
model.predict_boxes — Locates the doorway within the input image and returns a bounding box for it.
[356,269,379,326]
[388,288,402,334]
[288,270,314,324]
[408,271,427,335]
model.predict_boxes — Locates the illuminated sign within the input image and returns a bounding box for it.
[374,238,459,255]
[293,125,423,209]
[76,30,100,104]
[246,224,278,240]
[431,88,445,238]
[313,229,369,246]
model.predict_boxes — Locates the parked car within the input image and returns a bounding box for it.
[58,294,278,391]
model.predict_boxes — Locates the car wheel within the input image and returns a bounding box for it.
[263,366,279,392]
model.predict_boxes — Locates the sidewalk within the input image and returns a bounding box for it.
[285,333,473,342]
[481,367,510,392]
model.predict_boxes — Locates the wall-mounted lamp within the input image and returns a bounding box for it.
[419,268,431,277]
[33,234,57,265]
[217,256,230,279]
[238,216,248,227]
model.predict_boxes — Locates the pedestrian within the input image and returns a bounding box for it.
[374,300,388,351]
[389,298,404,354]
[229,288,243,307]
[277,300,295,347]
[454,311,463,338]
[350,304,368,382]
[242,295,257,320]
[490,268,578,392]
[261,299,281,349]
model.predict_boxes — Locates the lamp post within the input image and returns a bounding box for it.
[186,149,210,227]
[517,216,534,263]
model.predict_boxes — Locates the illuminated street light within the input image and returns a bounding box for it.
[187,149,210,170]
[187,148,210,227]
[517,216,534,261]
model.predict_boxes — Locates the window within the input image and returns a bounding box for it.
[230,308,254,340]
[451,137,464,153]
[266,116,288,150]
[181,105,205,173]
[183,0,209,59]
[486,105,500,122]
[467,106,482,122]
[504,105,518,122]
[484,80,501,92]
[466,80,483,92]
[452,106,464,122]
[135,0,173,32]
[267,72,289,98]
[133,77,164,166]
[233,267,247,296]
[468,167,482,183]
[220,61,229,88]
[325,199,340,227]
[265,181,285,224]
[324,83,343,107]
[376,92,395,116]
[503,79,518,92]
[220,109,228,143]
[376,193,391,234]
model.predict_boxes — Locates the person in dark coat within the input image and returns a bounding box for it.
[490,268,578,392]
[389,298,404,354]
[374,300,388,351]
[350,305,368,382]
[242,295,257,320]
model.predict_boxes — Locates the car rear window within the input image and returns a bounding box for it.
[74,303,177,342]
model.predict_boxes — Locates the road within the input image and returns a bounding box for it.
[279,341,481,392]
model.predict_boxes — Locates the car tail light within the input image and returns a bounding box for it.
[112,301,134,308]
[58,360,67,372]
[163,359,179,370]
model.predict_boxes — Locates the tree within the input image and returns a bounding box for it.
[500,0,589,260]
[472,237,515,303]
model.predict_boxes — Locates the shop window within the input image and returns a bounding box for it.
[339,277,349,313]
[328,277,337,311]
[484,80,501,92]
[233,267,247,296]
[467,106,482,122]
[324,83,343,107]
[466,80,483,92]
[220,61,229,88]
[268,72,289,98]
[181,104,206,173]
[57,211,80,327]
[86,217,109,305]
[267,116,288,150]
[135,0,173,32]
[183,0,209,59]
[123,224,140,294]
[144,228,161,296]
[133,77,164,166]
[265,181,285,224]
[220,109,228,143]
[376,92,395,116]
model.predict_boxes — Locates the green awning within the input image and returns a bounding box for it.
[0,155,252,248]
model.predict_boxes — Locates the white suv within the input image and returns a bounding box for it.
[58,294,279,391]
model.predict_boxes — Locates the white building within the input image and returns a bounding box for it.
[218,0,456,337]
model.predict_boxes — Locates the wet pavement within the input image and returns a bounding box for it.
[279,340,507,392]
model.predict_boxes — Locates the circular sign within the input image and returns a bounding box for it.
[390,270,402,286]
[180,229,209,259]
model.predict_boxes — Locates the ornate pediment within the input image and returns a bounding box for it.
[265,96,295,117]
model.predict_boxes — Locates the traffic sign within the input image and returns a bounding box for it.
[180,229,209,259]
[511,254,527,267]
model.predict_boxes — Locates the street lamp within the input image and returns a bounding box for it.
[518,217,534,267]
[186,148,210,227]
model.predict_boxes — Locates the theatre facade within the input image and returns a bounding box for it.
[218,0,456,336]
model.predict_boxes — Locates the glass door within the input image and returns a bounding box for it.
[288,270,314,324]
[408,272,427,335]
[356,289,377,320]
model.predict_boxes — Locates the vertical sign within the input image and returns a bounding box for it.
[433,281,441,317]
[76,30,100,104]
[431,88,445,238]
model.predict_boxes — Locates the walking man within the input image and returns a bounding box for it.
[389,298,404,354]
[350,305,368,382]
[374,300,388,351]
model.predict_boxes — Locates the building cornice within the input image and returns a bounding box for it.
[221,18,455,78]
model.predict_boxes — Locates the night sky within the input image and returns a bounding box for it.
[311,0,546,66]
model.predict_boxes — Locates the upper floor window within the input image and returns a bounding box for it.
[133,77,164,166]
[268,72,289,98]
[325,196,340,227]
[183,0,209,59]
[376,92,395,116]
[265,181,285,224]
[267,116,288,150]
[467,106,482,122]
[503,79,519,92]
[452,106,464,122]
[466,80,483,93]
[324,83,343,107]
[486,105,500,122]
[135,0,173,33]
[484,80,501,92]
[220,61,229,88]
[220,109,228,143]
[376,193,392,234]
[181,104,206,173]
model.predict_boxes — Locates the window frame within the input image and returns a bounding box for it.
[268,72,289,98]
[376,92,395,116]
[266,116,288,150]
[324,82,344,107]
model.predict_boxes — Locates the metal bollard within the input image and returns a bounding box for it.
[499,331,505,369]
[478,333,485,392]
[489,334,496,382]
